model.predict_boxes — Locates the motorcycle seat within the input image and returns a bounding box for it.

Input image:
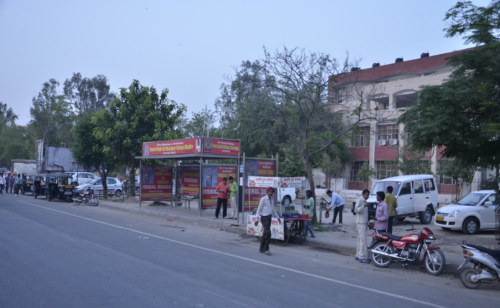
[468,244,500,258]
[380,232,402,241]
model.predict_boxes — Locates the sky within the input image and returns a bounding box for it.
[0,0,493,126]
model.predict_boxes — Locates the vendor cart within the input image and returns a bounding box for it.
[274,216,312,246]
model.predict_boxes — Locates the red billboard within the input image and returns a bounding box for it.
[143,138,202,156]
[202,165,237,208]
[244,159,276,211]
[203,138,240,156]
[141,166,173,201]
[244,187,268,212]
[177,166,200,196]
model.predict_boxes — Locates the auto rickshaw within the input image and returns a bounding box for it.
[33,173,47,199]
[22,172,37,195]
[44,173,75,202]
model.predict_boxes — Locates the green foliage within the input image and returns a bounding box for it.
[356,161,374,183]
[64,73,116,117]
[394,145,432,175]
[278,148,307,177]
[438,159,476,183]
[0,124,31,167]
[183,108,217,138]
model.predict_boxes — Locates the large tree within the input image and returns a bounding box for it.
[216,47,374,226]
[64,73,116,116]
[399,0,500,184]
[183,108,217,138]
[93,80,186,195]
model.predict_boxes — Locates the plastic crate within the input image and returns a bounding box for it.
[291,214,301,218]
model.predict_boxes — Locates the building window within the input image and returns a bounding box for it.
[350,161,365,181]
[395,92,418,108]
[376,161,398,180]
[377,124,399,142]
[351,126,370,147]
[370,95,389,110]
[334,87,346,103]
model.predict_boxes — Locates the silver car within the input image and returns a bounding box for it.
[77,177,123,197]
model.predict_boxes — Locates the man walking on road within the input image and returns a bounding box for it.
[354,189,370,263]
[228,176,238,220]
[385,186,398,234]
[0,173,5,194]
[303,190,316,238]
[215,177,230,219]
[325,190,345,226]
[9,174,15,194]
[14,173,22,196]
[255,187,281,255]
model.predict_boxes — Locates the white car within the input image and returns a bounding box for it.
[66,172,97,185]
[435,190,498,235]
[77,177,123,197]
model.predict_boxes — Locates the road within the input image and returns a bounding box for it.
[0,194,498,308]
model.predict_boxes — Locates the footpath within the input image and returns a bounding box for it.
[98,197,499,277]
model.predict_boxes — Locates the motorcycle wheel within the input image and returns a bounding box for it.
[89,196,99,206]
[460,268,481,289]
[424,248,445,276]
[371,243,393,268]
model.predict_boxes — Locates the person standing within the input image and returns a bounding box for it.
[354,189,371,263]
[303,190,316,238]
[371,191,389,232]
[14,173,22,196]
[0,173,5,194]
[385,186,398,234]
[215,177,230,219]
[228,176,238,220]
[255,187,281,255]
[22,175,27,195]
[9,174,15,194]
[325,190,346,226]
[5,173,10,193]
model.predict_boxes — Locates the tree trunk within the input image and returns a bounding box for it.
[304,164,319,226]
[129,160,136,197]
[98,168,108,200]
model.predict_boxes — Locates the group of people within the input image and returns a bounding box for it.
[214,176,238,220]
[0,172,25,196]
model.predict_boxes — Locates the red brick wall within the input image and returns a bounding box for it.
[349,147,370,160]
[375,146,398,160]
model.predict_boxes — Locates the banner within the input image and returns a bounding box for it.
[248,176,279,188]
[246,215,284,241]
[143,138,202,156]
[177,166,200,196]
[202,165,237,208]
[279,177,306,188]
[141,165,173,201]
[244,159,276,210]
[203,138,240,156]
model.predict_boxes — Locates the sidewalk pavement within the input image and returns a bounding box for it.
[98,197,499,276]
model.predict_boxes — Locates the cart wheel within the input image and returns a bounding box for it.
[273,223,289,246]
[290,220,307,244]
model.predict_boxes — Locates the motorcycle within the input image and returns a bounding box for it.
[369,222,445,275]
[458,241,500,289]
[73,188,99,206]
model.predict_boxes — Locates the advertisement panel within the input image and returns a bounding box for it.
[246,215,284,241]
[202,165,237,208]
[248,176,279,188]
[177,166,200,196]
[244,159,276,211]
[141,165,173,201]
[203,138,240,156]
[143,138,202,156]
[13,162,36,175]
[279,177,306,188]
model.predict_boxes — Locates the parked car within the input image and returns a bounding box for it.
[77,177,123,197]
[367,175,439,224]
[435,190,499,235]
[66,172,97,185]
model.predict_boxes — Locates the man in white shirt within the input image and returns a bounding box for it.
[255,187,281,255]
[354,189,371,263]
[325,190,346,226]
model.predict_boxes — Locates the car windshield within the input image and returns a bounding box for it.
[27,175,34,181]
[457,193,487,206]
[371,181,401,196]
[58,177,74,185]
[88,178,101,185]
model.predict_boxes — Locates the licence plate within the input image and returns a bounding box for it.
[436,216,444,221]
[64,191,73,195]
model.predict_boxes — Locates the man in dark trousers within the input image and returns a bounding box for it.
[385,186,398,234]
[215,177,230,219]
[255,187,281,255]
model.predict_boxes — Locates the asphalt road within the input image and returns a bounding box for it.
[1,194,498,308]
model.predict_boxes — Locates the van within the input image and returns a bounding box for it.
[366,175,439,224]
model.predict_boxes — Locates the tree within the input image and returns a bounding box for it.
[183,108,217,138]
[0,102,18,127]
[0,124,31,167]
[438,159,476,201]
[71,113,118,198]
[216,47,375,226]
[399,0,500,185]
[394,145,432,175]
[356,161,375,190]
[93,80,186,196]
[27,79,75,147]
[64,73,116,117]
[320,146,352,189]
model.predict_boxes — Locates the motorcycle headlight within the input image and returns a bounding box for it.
[428,234,434,240]
[448,210,463,218]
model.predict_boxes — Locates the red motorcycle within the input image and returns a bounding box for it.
[369,222,445,276]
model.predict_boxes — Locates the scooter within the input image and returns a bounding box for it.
[73,188,99,206]
[369,222,445,276]
[458,241,500,289]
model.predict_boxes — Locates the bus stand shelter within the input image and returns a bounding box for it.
[135,138,278,223]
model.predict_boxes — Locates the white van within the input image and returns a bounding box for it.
[366,175,439,224]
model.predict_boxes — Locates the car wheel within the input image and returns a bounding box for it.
[282,196,291,206]
[419,207,433,224]
[115,190,122,197]
[462,217,479,235]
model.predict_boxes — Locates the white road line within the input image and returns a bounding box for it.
[19,200,447,308]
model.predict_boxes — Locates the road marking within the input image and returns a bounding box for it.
[19,200,446,308]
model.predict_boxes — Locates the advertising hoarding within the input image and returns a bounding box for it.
[177,166,200,196]
[143,138,202,156]
[141,166,173,201]
[244,159,276,211]
[246,215,284,240]
[202,165,237,208]
[203,138,240,156]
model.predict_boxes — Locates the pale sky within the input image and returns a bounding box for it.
[0,0,492,125]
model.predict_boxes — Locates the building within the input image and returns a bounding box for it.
[327,49,484,203]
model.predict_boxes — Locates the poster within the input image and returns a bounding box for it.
[141,165,173,201]
[248,176,279,188]
[203,138,240,156]
[202,165,237,208]
[279,177,306,188]
[177,166,200,196]
[246,215,284,241]
[244,159,276,211]
[143,138,202,156]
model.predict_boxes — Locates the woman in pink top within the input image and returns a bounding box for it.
[371,191,389,232]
